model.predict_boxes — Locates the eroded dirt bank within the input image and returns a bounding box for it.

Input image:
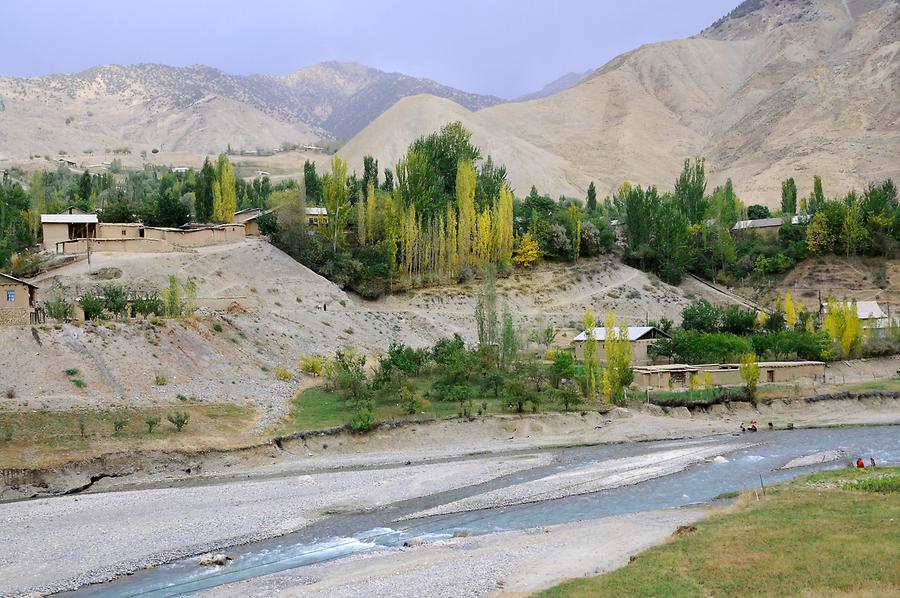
[2,393,898,500]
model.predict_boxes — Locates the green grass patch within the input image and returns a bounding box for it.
[275,373,566,436]
[843,376,900,393]
[843,474,900,494]
[537,467,900,598]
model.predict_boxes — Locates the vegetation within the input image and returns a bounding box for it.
[538,467,900,598]
[167,411,189,432]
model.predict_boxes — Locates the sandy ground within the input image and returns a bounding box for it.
[202,508,708,598]
[0,454,552,597]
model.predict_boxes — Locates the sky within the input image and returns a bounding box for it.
[2,0,739,99]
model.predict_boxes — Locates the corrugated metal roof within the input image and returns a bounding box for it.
[573,326,668,342]
[41,214,98,224]
[0,272,38,288]
[305,207,328,215]
[823,300,888,320]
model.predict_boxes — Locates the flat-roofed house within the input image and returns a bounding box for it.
[0,272,40,325]
[572,326,671,365]
[41,213,98,252]
[730,214,810,238]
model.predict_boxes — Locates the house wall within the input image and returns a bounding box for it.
[232,211,260,224]
[735,227,779,239]
[244,220,260,236]
[632,362,825,390]
[97,223,142,238]
[0,281,32,325]
[574,339,656,365]
[42,223,71,252]
[58,238,172,254]
[145,225,245,247]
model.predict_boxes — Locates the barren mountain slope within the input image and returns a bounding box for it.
[342,0,900,205]
[0,62,500,158]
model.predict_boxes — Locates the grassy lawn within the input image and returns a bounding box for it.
[843,376,900,393]
[0,403,259,469]
[537,467,900,597]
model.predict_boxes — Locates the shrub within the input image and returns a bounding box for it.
[112,414,128,434]
[212,323,223,333]
[131,292,163,318]
[45,291,74,321]
[167,411,189,431]
[843,475,899,494]
[72,379,87,388]
[299,355,325,376]
[5,387,15,399]
[349,404,377,432]
[102,285,128,318]
[145,414,160,433]
[64,368,79,377]
[78,417,86,438]
[154,374,167,386]
[79,294,105,320]
[0,426,12,442]
[274,366,293,381]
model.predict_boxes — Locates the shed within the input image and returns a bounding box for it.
[41,213,99,252]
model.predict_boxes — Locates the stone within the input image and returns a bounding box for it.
[640,403,664,415]
[670,406,692,419]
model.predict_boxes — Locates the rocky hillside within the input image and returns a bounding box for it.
[342,0,900,206]
[0,62,501,157]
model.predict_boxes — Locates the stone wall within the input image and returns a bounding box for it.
[0,307,29,326]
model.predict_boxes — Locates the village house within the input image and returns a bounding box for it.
[730,214,810,238]
[821,300,890,330]
[41,212,98,252]
[572,326,670,365]
[632,361,825,390]
[305,206,328,226]
[0,273,41,325]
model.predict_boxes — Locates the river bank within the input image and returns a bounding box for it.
[2,393,898,500]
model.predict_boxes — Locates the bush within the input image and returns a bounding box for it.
[79,294,105,320]
[145,414,160,433]
[102,285,128,318]
[274,366,293,381]
[212,323,223,333]
[349,404,377,432]
[131,292,163,318]
[64,368,80,377]
[299,355,325,376]
[45,290,74,321]
[167,411,189,431]
[843,475,900,494]
[154,374,167,386]
[5,387,15,399]
[112,414,128,434]
[72,379,87,388]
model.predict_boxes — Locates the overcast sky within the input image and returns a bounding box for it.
[2,0,738,98]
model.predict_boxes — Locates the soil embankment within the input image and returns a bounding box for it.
[2,393,897,500]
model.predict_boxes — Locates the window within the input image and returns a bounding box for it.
[6,290,15,303]
[122,230,126,236]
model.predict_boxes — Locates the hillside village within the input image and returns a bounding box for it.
[1,1,899,597]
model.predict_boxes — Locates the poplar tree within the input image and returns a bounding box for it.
[784,292,797,328]
[365,181,378,242]
[356,194,367,246]
[581,309,598,401]
[212,154,237,223]
[781,178,797,214]
[456,159,477,267]
[195,158,215,223]
[323,155,350,255]
[28,172,46,239]
[586,181,597,212]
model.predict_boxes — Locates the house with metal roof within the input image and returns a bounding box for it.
[572,326,671,365]
[821,300,890,329]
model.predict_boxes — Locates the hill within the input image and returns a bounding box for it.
[342,0,900,205]
[0,62,501,158]
[1,240,697,419]
[513,70,592,102]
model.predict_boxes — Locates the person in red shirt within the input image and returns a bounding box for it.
[856,458,865,468]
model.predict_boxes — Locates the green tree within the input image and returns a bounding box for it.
[581,309,598,401]
[323,155,351,255]
[674,158,707,225]
[549,350,576,388]
[781,178,797,214]
[195,158,215,222]
[806,212,833,254]
[499,308,518,370]
[808,175,826,214]
[304,160,322,204]
[586,181,597,212]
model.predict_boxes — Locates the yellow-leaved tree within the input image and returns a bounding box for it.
[455,159,476,268]
[823,298,863,357]
[784,292,797,328]
[739,352,760,404]
[512,232,541,268]
[603,311,633,403]
[212,154,237,223]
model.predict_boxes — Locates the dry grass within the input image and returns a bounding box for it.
[538,467,900,597]
[0,403,260,469]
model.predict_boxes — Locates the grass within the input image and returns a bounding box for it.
[537,467,900,598]
[0,404,259,469]
[275,374,563,436]
[842,376,900,393]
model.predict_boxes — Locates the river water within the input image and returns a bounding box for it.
[67,425,899,598]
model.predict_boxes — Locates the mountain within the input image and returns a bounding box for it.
[513,70,592,102]
[342,0,900,206]
[0,62,501,158]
